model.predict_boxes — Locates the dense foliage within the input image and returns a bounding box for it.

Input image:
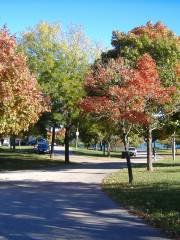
[102,21,179,88]
[81,54,174,126]
[20,22,100,162]
[80,53,175,182]
[0,27,49,136]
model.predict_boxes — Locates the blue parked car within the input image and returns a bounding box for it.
[34,139,49,153]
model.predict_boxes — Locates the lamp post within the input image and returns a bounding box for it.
[76,128,79,150]
[172,132,176,161]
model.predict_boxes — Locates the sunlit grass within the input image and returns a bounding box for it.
[73,147,122,158]
[0,147,65,171]
[103,157,180,237]
[156,148,180,155]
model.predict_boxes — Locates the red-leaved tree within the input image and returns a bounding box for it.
[80,54,175,183]
[0,27,50,136]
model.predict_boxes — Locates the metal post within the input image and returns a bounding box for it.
[76,128,79,150]
[172,132,176,161]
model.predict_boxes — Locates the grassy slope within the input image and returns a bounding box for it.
[0,147,65,171]
[103,156,180,238]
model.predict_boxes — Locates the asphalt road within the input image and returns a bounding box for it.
[0,151,170,240]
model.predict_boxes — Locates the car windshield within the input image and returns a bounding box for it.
[38,139,46,143]
[129,147,135,150]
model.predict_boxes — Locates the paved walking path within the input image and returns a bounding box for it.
[0,151,170,240]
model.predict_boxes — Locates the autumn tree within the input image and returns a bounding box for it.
[103,21,179,86]
[20,22,100,163]
[0,27,48,137]
[102,21,179,169]
[80,54,175,183]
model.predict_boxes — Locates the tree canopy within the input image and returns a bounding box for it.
[0,27,49,136]
[81,54,174,125]
[102,21,179,88]
[101,21,179,171]
[80,53,175,182]
[20,22,101,162]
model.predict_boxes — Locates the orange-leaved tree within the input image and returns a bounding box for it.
[0,27,50,136]
[102,21,179,169]
[80,54,175,183]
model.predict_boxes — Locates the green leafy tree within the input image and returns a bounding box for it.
[153,111,180,159]
[79,115,116,156]
[79,120,103,149]
[20,22,101,162]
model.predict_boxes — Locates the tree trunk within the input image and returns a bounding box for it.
[50,126,56,158]
[153,140,157,161]
[13,139,16,151]
[147,126,153,171]
[0,139,4,146]
[107,141,111,157]
[153,140,156,149]
[94,143,97,151]
[99,141,103,151]
[103,142,106,156]
[10,136,16,151]
[65,127,70,164]
[123,136,133,184]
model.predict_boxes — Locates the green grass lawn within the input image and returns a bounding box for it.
[103,156,180,238]
[0,147,65,171]
[156,148,180,155]
[74,147,180,159]
[73,147,122,158]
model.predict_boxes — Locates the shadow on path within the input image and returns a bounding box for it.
[0,181,170,240]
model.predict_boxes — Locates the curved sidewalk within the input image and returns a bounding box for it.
[0,155,170,240]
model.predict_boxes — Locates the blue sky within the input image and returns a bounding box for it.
[0,0,179,48]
